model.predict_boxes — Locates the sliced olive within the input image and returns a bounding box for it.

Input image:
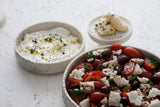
[152,74,160,83]
[122,84,131,92]
[131,80,140,90]
[118,54,129,64]
[102,49,112,59]
[120,97,130,105]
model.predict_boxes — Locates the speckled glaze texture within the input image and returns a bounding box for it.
[14,22,85,74]
[62,45,160,107]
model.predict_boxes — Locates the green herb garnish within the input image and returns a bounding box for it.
[30,49,35,54]
[86,53,96,62]
[64,43,67,46]
[32,39,37,43]
[84,63,91,71]
[60,38,63,42]
[45,37,52,42]
[106,21,110,25]
[41,53,44,56]
[148,80,152,85]
[147,58,159,67]
[128,76,137,83]
[62,51,65,54]
[69,89,86,98]
[95,24,98,26]
[108,78,115,85]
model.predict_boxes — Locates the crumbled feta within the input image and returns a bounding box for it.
[100,97,108,105]
[92,49,104,57]
[148,88,160,98]
[131,58,144,65]
[141,101,150,107]
[127,90,143,106]
[132,64,142,75]
[103,57,118,70]
[114,76,129,87]
[69,68,85,81]
[109,91,121,107]
[80,98,90,107]
[80,82,95,93]
[140,84,151,94]
[101,77,110,87]
[112,49,122,55]
[102,68,117,78]
[155,72,160,76]
[148,99,160,107]
[137,77,149,83]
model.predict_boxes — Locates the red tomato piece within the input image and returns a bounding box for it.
[124,47,143,58]
[94,81,103,88]
[68,77,80,86]
[140,68,153,80]
[84,76,102,82]
[69,93,84,105]
[110,43,123,51]
[144,59,156,70]
[83,71,104,80]
[108,53,114,61]
[121,91,130,100]
[90,59,104,70]
[122,61,135,76]
[89,92,105,103]
[73,63,93,72]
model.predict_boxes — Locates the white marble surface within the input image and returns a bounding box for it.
[0,0,160,107]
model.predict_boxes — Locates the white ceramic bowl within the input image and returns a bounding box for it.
[62,45,160,107]
[88,15,132,45]
[14,22,85,74]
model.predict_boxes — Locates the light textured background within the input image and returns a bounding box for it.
[0,0,160,107]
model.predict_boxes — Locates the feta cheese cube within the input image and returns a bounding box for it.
[141,101,149,107]
[114,76,129,87]
[102,68,117,78]
[148,99,160,107]
[100,97,108,105]
[155,72,160,76]
[103,57,118,70]
[109,91,121,107]
[127,90,143,106]
[80,98,90,107]
[148,88,160,98]
[132,64,142,75]
[80,82,95,93]
[112,49,122,55]
[131,58,144,65]
[140,84,151,94]
[101,77,110,87]
[137,77,149,83]
[92,49,104,57]
[69,68,85,81]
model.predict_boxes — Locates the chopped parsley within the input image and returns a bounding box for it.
[108,78,115,85]
[84,63,91,71]
[86,53,96,62]
[128,76,137,83]
[30,49,35,54]
[32,39,37,43]
[60,38,63,42]
[69,89,86,98]
[62,51,65,54]
[45,37,52,42]
[146,58,159,67]
[64,43,67,46]
[95,24,98,26]
[106,21,110,25]
[41,53,44,56]
[148,80,152,85]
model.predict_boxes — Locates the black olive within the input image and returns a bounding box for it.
[118,54,129,64]
[131,80,140,90]
[152,74,160,83]
[96,64,104,71]
[102,49,112,59]
[100,105,107,107]
[69,84,79,89]
[120,97,130,105]
[114,64,122,74]
[100,86,109,93]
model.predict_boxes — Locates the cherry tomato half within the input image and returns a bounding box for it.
[84,76,102,82]
[124,47,143,58]
[122,61,135,76]
[83,71,104,80]
[68,77,80,86]
[94,81,103,88]
[140,68,153,80]
[144,59,156,70]
[73,63,93,72]
[110,43,123,51]
[89,91,105,103]
[121,91,130,100]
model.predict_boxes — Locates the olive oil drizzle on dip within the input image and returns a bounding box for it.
[18,27,81,63]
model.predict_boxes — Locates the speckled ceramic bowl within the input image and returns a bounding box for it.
[62,45,160,107]
[14,22,84,74]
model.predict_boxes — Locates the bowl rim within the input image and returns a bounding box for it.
[14,21,85,65]
[62,45,160,106]
[88,14,133,43]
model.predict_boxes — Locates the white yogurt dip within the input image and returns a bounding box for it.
[18,27,81,63]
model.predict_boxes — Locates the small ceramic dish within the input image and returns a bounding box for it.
[62,45,160,107]
[14,22,84,74]
[88,15,132,45]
